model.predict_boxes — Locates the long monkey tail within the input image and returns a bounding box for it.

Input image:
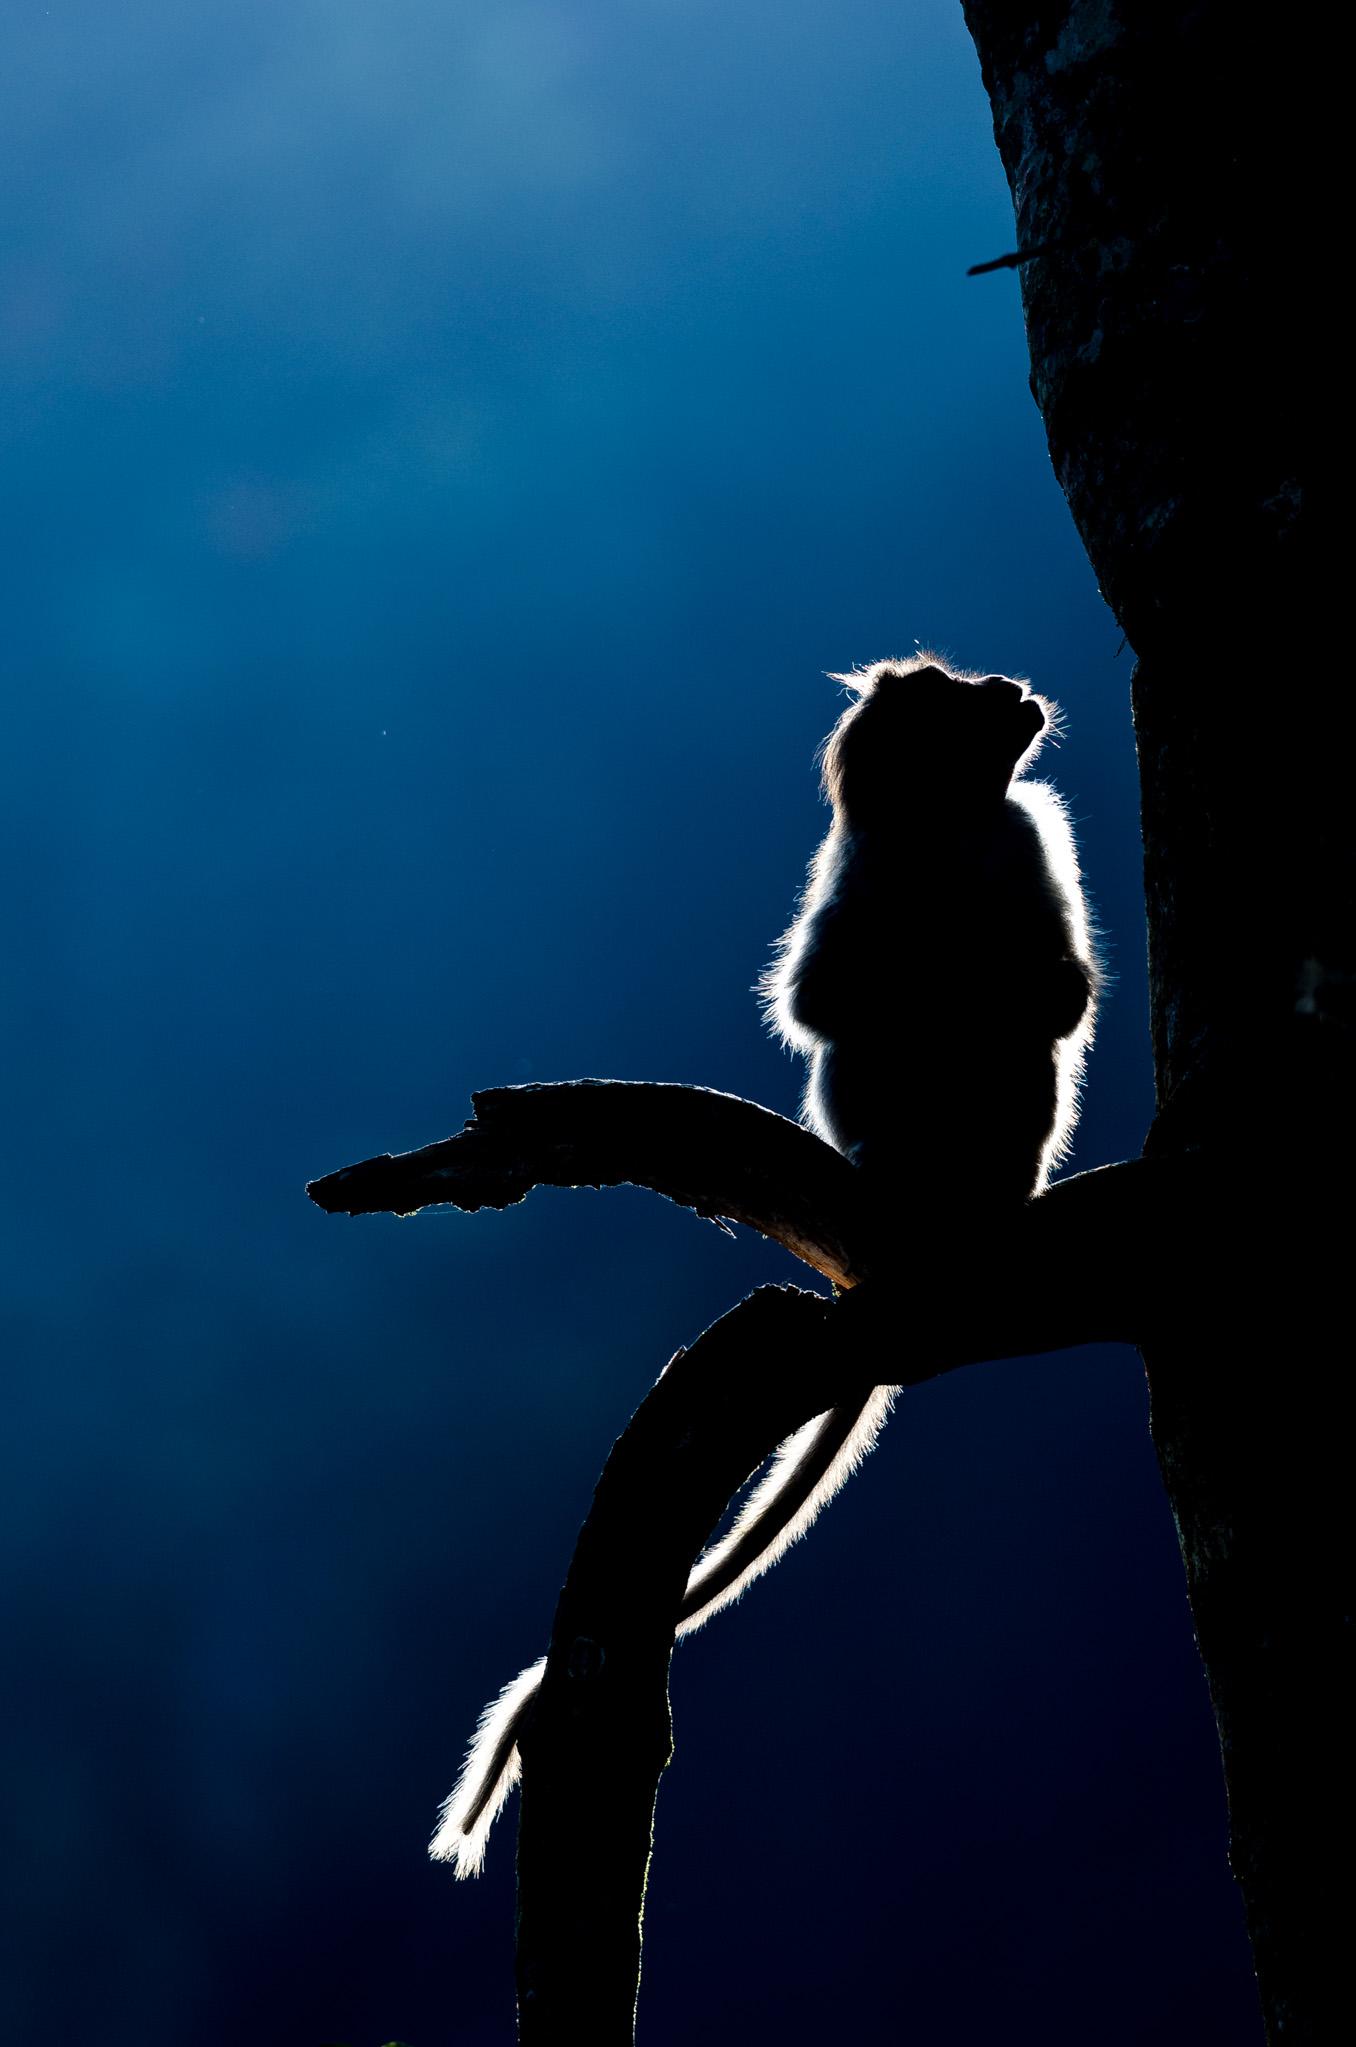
[429,1385,894,1877]
[671,1384,894,1633]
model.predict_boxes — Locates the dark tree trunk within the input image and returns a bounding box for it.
[960,7,1339,2038]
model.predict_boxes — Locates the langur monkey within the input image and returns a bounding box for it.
[432,654,1098,1875]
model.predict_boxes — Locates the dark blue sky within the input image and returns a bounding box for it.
[2,5,1258,2042]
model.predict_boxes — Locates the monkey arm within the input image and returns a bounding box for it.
[778,899,876,1037]
[1048,954,1096,1041]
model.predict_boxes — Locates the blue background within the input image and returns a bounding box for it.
[1,4,1259,2041]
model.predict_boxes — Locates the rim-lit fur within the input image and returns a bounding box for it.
[433,653,1100,1879]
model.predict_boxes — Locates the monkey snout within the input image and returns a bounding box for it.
[975,675,1045,741]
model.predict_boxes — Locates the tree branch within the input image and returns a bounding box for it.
[856,1153,1208,1378]
[309,1081,1198,2038]
[513,1140,1196,2039]
[308,1080,1188,1355]
[515,1284,863,2043]
[307,1080,873,1288]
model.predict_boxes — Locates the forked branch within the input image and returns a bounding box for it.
[308,1078,1184,1361]
[308,1080,1191,2040]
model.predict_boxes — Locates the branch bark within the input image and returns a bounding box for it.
[514,1284,851,2042]
[308,1081,1180,1358]
[307,1080,873,1288]
[511,1146,1197,2042]
[313,1083,1198,2036]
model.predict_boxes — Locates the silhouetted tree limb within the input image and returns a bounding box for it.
[514,1285,851,2044]
[307,1080,872,1288]
[508,1147,1220,2039]
[309,1083,1185,1356]
[312,1085,1204,2037]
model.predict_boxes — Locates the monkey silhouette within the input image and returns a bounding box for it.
[432,654,1098,1876]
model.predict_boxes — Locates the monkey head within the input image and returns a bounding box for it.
[820,656,1049,824]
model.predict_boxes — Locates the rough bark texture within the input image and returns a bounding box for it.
[960,8,1338,2038]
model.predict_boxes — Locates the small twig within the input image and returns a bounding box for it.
[967,239,1066,275]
